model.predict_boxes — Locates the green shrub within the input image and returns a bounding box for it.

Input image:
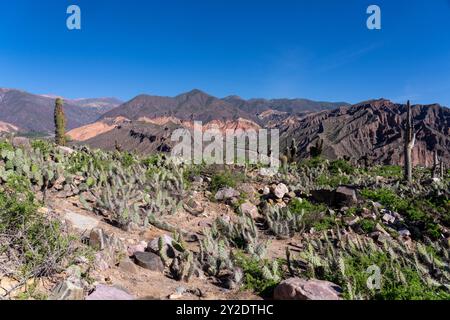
[0,175,74,279]
[119,152,136,168]
[289,198,328,230]
[234,252,281,296]
[210,171,238,193]
[0,140,14,152]
[31,140,52,157]
[329,159,354,175]
[317,173,350,188]
[370,165,403,178]
[360,188,408,212]
[299,157,327,169]
[359,218,377,233]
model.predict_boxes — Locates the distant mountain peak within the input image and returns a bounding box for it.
[176,89,211,99]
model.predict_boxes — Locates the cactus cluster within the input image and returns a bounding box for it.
[264,205,305,239]
[287,227,450,299]
[0,145,72,197]
[212,216,267,259]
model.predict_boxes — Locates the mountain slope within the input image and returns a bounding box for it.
[223,95,349,114]
[0,88,121,133]
[100,89,259,124]
[279,99,450,166]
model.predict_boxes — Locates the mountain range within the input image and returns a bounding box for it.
[0,88,122,133]
[1,87,448,166]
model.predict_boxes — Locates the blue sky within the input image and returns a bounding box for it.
[0,0,449,105]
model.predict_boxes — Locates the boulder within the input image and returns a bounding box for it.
[86,284,134,300]
[272,183,289,199]
[312,186,357,207]
[183,198,205,216]
[335,186,358,207]
[215,187,240,201]
[382,213,396,224]
[127,241,148,257]
[239,202,259,219]
[50,280,84,300]
[64,211,99,233]
[274,278,342,300]
[119,257,139,274]
[134,252,165,272]
[311,189,335,206]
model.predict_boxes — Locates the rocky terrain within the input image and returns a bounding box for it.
[0,138,449,300]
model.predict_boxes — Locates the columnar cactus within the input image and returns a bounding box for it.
[404,101,415,183]
[54,98,66,146]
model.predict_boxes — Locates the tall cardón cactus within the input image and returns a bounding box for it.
[432,150,439,179]
[404,101,415,183]
[289,138,298,163]
[54,98,66,146]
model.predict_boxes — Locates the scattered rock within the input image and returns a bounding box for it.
[168,286,187,300]
[274,278,342,300]
[134,252,165,272]
[376,233,391,244]
[64,211,99,232]
[215,187,240,201]
[50,280,84,300]
[262,186,270,195]
[183,198,205,216]
[335,186,358,207]
[86,284,134,300]
[382,213,396,224]
[343,216,360,227]
[239,202,259,219]
[361,208,377,220]
[398,229,411,238]
[272,183,289,199]
[119,257,139,274]
[127,241,148,257]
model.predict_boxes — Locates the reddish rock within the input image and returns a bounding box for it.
[86,284,134,300]
[274,278,342,300]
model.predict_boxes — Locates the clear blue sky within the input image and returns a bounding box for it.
[1,0,449,106]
